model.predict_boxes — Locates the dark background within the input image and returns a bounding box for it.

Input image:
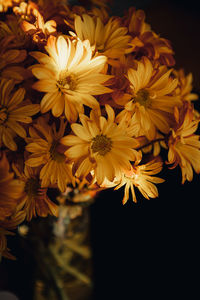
[1,1,200,299]
[92,0,200,299]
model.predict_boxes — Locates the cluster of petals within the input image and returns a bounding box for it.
[0,0,199,260]
[117,57,181,140]
[61,105,139,185]
[25,116,73,192]
[115,158,164,204]
[30,35,112,122]
[74,14,132,64]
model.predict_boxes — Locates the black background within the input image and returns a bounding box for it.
[0,1,200,299]
[91,0,200,298]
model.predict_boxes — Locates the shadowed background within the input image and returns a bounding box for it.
[92,0,200,299]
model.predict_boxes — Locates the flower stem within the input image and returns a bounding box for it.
[136,137,166,151]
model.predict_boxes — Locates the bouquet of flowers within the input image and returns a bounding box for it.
[0,0,199,272]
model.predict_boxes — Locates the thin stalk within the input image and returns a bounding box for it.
[136,137,166,151]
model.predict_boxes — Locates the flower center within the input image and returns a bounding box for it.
[134,89,151,108]
[25,178,40,197]
[57,70,77,91]
[0,106,8,124]
[91,134,112,156]
[125,169,139,180]
[50,141,66,162]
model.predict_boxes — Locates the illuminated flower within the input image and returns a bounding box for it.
[0,152,24,222]
[119,57,181,140]
[123,7,175,66]
[25,116,73,192]
[12,163,58,221]
[0,79,40,151]
[61,105,139,185]
[30,35,111,122]
[74,14,131,63]
[115,158,164,204]
[167,103,200,184]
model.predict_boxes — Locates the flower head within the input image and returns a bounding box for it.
[13,163,58,221]
[115,158,164,204]
[74,14,131,64]
[30,35,112,122]
[0,79,40,151]
[119,57,181,140]
[25,116,73,192]
[61,105,139,185]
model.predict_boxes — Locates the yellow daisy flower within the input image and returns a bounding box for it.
[25,116,73,192]
[74,14,131,63]
[115,158,164,204]
[12,163,58,221]
[0,79,40,151]
[120,57,181,140]
[0,152,24,222]
[30,35,112,122]
[61,105,139,185]
[167,103,200,184]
